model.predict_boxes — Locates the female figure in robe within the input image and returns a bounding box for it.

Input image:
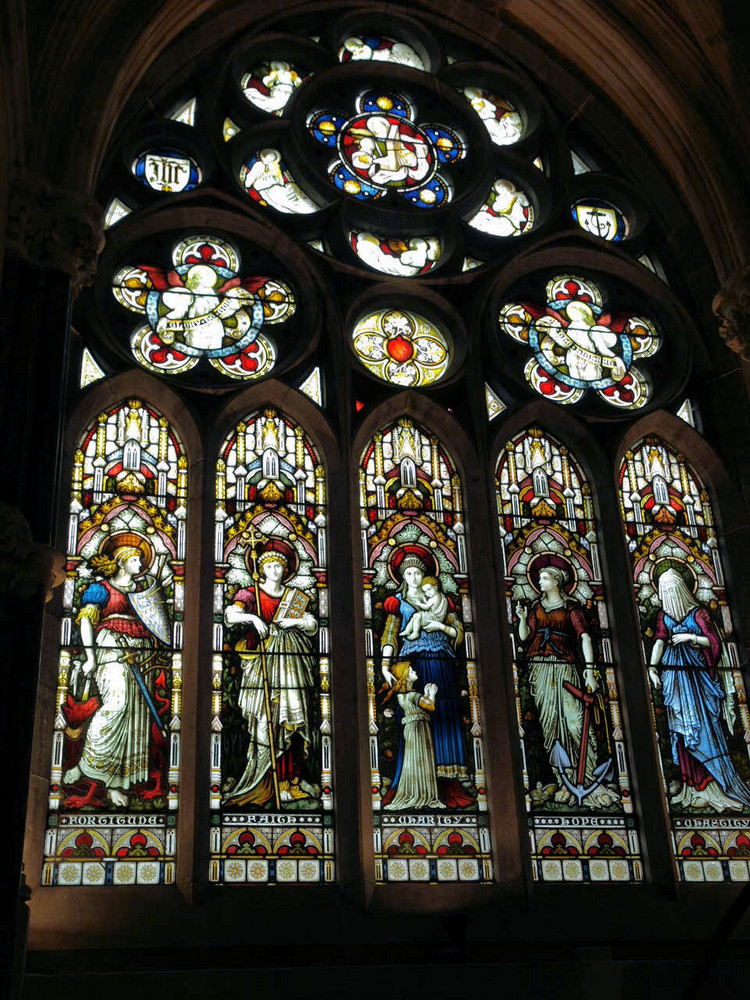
[380,550,473,808]
[224,543,318,808]
[649,567,750,812]
[516,564,618,808]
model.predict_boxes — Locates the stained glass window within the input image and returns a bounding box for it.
[42,400,187,887]
[131,149,202,193]
[211,408,334,884]
[360,418,492,884]
[499,274,661,409]
[496,427,642,882]
[338,35,426,70]
[112,235,295,380]
[571,199,629,241]
[239,149,323,213]
[104,197,132,229]
[241,61,308,116]
[79,347,106,388]
[349,232,442,276]
[467,178,534,237]
[307,92,465,207]
[620,438,750,882]
[459,87,524,145]
[352,309,451,387]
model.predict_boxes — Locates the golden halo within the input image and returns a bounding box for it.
[98,531,154,573]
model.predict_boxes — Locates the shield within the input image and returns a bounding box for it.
[129,575,171,644]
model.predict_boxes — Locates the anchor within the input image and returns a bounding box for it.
[549,679,613,806]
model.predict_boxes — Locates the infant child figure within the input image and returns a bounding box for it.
[400,576,448,641]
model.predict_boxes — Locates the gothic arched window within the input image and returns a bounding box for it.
[359,417,491,884]
[620,437,750,882]
[211,407,333,885]
[42,400,187,887]
[495,427,641,882]
[29,2,745,911]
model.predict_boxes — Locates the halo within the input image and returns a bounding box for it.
[526,552,578,595]
[245,537,299,583]
[387,543,439,585]
[649,557,698,594]
[99,531,154,573]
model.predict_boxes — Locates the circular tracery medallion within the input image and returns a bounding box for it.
[338,112,436,192]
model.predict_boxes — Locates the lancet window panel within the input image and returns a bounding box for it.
[620,437,750,883]
[495,427,642,883]
[359,418,492,885]
[42,400,187,888]
[211,408,334,885]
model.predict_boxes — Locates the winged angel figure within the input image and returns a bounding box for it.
[112,236,295,379]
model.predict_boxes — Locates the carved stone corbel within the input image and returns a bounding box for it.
[0,503,65,610]
[712,264,750,361]
[6,169,105,295]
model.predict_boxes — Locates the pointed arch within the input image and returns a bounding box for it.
[618,420,750,882]
[493,421,643,882]
[357,403,492,885]
[41,387,192,888]
[210,396,335,885]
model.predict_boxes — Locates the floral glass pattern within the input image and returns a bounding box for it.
[239,149,323,213]
[499,274,661,408]
[131,149,202,193]
[459,87,524,146]
[338,35,426,70]
[349,232,442,276]
[620,438,750,882]
[112,235,295,380]
[41,400,187,888]
[241,61,309,116]
[467,178,533,237]
[352,308,451,387]
[308,91,465,207]
[360,418,492,883]
[211,409,334,885]
[496,428,642,882]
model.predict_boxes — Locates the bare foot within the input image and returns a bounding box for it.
[64,765,82,784]
[108,787,128,807]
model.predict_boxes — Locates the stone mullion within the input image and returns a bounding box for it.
[595,456,676,889]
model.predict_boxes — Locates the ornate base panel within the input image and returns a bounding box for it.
[375,813,492,883]
[42,813,176,886]
[673,818,750,882]
[211,813,334,884]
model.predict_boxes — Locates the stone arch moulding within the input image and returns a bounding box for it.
[616,409,750,662]
[615,409,750,883]
[26,369,205,920]
[351,390,524,905]
[488,402,659,883]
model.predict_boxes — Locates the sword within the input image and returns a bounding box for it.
[123,648,168,738]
